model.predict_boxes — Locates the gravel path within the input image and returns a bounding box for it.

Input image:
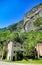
[0,61,42,65]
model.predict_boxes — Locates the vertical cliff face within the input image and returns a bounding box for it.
[24,3,42,32]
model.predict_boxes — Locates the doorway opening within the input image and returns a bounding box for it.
[13,56,15,61]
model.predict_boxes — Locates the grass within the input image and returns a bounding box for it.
[0,59,42,64]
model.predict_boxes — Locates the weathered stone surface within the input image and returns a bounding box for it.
[24,3,42,32]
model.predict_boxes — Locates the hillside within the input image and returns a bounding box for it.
[0,20,24,32]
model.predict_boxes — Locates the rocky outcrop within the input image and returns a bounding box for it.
[24,3,42,32]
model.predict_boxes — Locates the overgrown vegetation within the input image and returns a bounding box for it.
[0,31,42,58]
[1,59,42,64]
[34,17,42,27]
[0,20,24,32]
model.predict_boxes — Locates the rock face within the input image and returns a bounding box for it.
[24,3,42,32]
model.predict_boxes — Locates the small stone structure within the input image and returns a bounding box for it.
[7,41,26,60]
[35,43,42,58]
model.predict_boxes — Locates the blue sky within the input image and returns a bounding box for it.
[0,0,42,28]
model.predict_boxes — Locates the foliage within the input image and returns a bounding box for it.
[0,20,24,32]
[34,17,42,27]
[19,32,42,57]
[1,59,42,64]
[0,31,42,58]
